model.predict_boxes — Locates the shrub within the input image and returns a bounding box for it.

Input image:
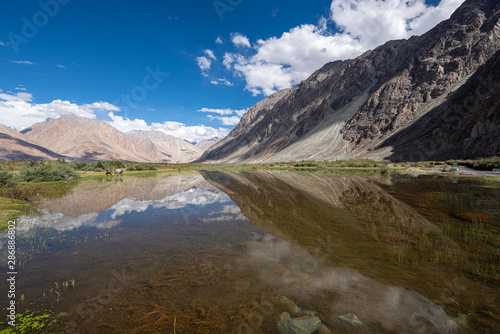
[0,168,18,187]
[126,164,158,171]
[293,162,319,167]
[17,162,80,182]
[472,157,500,170]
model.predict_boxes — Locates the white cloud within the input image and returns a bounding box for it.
[204,49,216,60]
[219,0,464,96]
[207,115,241,126]
[107,111,230,142]
[196,56,212,73]
[56,64,66,69]
[231,33,251,48]
[210,78,233,86]
[15,86,27,91]
[223,53,236,69]
[329,0,464,49]
[198,107,248,126]
[198,107,247,116]
[0,91,110,130]
[10,60,35,65]
[215,36,223,44]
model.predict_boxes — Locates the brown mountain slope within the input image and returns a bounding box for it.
[23,114,154,162]
[200,0,500,163]
[127,130,203,163]
[382,48,500,160]
[0,123,67,161]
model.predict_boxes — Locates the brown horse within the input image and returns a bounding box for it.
[105,171,113,176]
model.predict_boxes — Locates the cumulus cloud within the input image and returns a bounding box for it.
[231,33,251,48]
[196,56,212,76]
[200,0,464,96]
[204,49,216,60]
[198,107,248,126]
[329,0,464,49]
[215,36,223,44]
[0,90,116,130]
[207,115,241,126]
[107,111,230,142]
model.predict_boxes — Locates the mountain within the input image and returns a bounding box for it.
[0,123,68,161]
[194,137,221,151]
[127,130,203,163]
[200,0,500,163]
[22,114,154,162]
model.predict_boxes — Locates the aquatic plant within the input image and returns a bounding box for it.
[0,310,55,334]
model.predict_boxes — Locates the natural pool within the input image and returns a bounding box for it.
[1,171,499,333]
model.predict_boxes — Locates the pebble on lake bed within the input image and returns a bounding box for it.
[338,313,363,327]
[277,312,322,334]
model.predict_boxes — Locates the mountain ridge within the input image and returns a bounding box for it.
[200,0,500,163]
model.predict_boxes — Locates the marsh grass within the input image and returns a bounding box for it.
[392,219,499,282]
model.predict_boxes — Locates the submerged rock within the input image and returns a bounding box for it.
[338,313,363,327]
[277,312,322,334]
[454,313,469,328]
[278,296,303,317]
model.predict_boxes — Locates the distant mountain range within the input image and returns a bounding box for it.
[0,114,219,163]
[200,0,500,163]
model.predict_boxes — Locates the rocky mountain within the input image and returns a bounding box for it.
[200,0,500,163]
[194,137,221,151]
[127,130,203,163]
[23,114,154,162]
[0,123,68,161]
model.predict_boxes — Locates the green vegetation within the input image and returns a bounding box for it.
[447,157,500,171]
[0,310,55,334]
[71,160,125,172]
[17,161,80,183]
[126,163,159,171]
[293,161,319,167]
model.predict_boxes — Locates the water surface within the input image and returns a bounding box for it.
[1,171,498,333]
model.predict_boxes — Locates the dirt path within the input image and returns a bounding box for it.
[457,165,500,177]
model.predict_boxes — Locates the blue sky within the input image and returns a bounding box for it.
[0,0,463,142]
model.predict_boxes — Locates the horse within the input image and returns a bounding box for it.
[114,169,124,176]
[105,171,113,176]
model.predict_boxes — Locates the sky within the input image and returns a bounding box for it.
[0,0,464,142]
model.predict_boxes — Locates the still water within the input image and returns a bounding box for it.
[1,171,499,333]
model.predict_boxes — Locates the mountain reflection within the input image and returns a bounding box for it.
[203,170,497,332]
[19,173,230,231]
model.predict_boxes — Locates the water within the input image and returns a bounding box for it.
[1,171,499,333]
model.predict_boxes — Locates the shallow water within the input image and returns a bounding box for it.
[1,171,499,333]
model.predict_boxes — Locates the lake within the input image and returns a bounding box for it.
[1,170,499,333]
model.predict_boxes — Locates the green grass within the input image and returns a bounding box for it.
[0,197,31,230]
[0,310,55,333]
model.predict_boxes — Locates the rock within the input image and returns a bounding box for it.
[277,314,322,334]
[278,296,303,317]
[317,323,333,334]
[279,312,292,321]
[302,310,317,317]
[454,313,469,328]
[338,313,363,327]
